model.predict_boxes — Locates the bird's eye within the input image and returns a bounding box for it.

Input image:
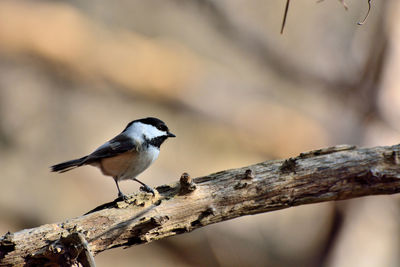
[158,125,168,132]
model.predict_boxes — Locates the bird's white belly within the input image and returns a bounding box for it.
[118,147,159,181]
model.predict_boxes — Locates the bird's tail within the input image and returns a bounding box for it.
[51,156,87,173]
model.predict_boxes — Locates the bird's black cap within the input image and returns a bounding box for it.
[123,117,173,135]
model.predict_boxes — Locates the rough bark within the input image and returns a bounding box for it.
[1,144,400,266]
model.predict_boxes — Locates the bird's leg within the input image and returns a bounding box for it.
[133,178,155,196]
[114,179,128,200]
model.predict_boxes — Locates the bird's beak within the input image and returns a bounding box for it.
[167,132,176,138]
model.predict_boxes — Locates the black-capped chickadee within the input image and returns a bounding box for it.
[51,117,176,199]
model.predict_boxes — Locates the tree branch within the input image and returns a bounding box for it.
[2,144,400,266]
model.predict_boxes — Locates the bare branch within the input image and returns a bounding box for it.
[1,144,400,266]
[281,0,291,34]
[358,0,372,25]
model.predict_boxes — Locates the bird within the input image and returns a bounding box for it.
[51,117,176,199]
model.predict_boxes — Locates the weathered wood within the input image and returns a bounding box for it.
[1,144,400,266]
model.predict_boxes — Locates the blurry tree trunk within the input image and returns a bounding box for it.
[1,144,400,266]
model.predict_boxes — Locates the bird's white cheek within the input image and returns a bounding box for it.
[144,126,166,139]
[127,122,166,139]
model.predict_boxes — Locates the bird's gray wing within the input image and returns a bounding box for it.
[80,134,137,165]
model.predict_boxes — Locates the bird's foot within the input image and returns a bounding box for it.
[117,192,129,201]
[140,185,155,196]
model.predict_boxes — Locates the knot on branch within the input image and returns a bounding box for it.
[280,158,297,173]
[383,150,400,165]
[234,169,255,189]
[179,172,196,195]
[243,169,255,180]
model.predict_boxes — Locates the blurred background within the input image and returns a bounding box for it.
[0,0,400,266]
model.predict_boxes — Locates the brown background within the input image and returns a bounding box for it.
[0,0,399,266]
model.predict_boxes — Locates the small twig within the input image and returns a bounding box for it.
[281,0,291,34]
[76,233,96,267]
[179,172,197,195]
[358,0,372,25]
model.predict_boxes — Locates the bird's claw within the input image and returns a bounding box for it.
[117,192,129,201]
[140,185,155,196]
